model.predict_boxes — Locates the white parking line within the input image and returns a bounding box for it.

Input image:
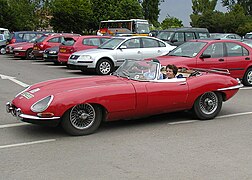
[0,139,56,149]
[66,70,82,73]
[47,65,66,68]
[31,62,48,65]
[216,111,252,119]
[241,87,252,90]
[168,120,198,125]
[0,122,29,129]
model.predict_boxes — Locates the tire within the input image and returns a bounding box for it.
[96,59,114,75]
[193,92,222,120]
[1,47,6,54]
[61,103,102,135]
[26,49,35,60]
[242,68,252,86]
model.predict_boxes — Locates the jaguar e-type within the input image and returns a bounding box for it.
[6,60,242,135]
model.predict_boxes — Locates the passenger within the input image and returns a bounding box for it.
[166,64,178,79]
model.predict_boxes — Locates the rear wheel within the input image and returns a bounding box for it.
[61,103,102,135]
[26,49,35,60]
[193,92,222,120]
[243,68,252,86]
[96,59,114,75]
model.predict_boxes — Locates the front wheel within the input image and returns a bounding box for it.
[243,68,252,86]
[26,49,35,60]
[96,59,114,75]
[61,103,103,135]
[193,92,222,120]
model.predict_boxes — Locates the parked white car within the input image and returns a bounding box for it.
[67,36,176,74]
[0,34,7,54]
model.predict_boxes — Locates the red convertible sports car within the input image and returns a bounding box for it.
[6,60,242,135]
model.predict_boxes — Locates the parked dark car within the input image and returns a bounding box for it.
[9,31,47,44]
[157,27,210,46]
[43,46,59,63]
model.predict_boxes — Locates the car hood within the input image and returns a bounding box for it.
[23,75,130,98]
[156,55,194,67]
[73,48,111,56]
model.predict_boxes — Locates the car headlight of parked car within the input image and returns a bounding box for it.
[49,50,57,54]
[14,47,23,50]
[80,55,92,60]
[31,95,53,112]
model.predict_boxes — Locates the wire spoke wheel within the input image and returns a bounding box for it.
[61,103,102,135]
[193,92,222,120]
[70,103,95,130]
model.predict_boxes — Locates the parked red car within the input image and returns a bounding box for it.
[32,33,80,59]
[57,35,111,64]
[6,60,242,135]
[12,37,40,59]
[155,39,252,86]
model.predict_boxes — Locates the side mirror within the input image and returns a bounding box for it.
[119,45,127,49]
[200,54,211,59]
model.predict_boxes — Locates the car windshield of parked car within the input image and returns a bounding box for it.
[244,33,252,39]
[98,38,125,50]
[168,41,207,57]
[113,60,158,81]
[157,31,174,41]
[35,35,47,43]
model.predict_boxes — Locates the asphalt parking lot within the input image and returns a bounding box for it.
[1,55,252,180]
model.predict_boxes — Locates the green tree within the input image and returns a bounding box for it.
[192,0,217,15]
[222,0,252,15]
[161,17,183,29]
[142,0,163,27]
[50,0,93,34]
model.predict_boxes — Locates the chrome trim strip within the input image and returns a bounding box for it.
[19,114,60,120]
[217,84,243,91]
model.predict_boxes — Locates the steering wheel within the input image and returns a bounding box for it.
[134,73,146,80]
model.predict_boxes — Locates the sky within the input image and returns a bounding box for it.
[158,0,227,26]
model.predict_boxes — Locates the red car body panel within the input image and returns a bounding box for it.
[13,42,34,57]
[156,39,252,79]
[11,72,239,123]
[58,35,111,63]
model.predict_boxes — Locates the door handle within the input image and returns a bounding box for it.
[218,59,224,62]
[137,51,141,54]
[245,57,250,60]
[158,50,161,53]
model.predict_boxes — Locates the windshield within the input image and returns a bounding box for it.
[157,31,174,41]
[36,35,47,43]
[136,23,150,34]
[245,33,252,39]
[113,60,159,81]
[98,38,125,50]
[169,41,207,57]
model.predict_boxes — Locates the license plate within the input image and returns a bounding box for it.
[43,54,48,58]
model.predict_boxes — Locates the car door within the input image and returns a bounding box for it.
[141,37,168,58]
[225,42,250,78]
[145,81,188,114]
[196,42,227,69]
[115,38,142,66]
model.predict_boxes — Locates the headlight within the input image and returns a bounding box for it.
[49,50,57,54]
[31,95,53,112]
[14,47,23,50]
[80,55,92,60]
[15,86,30,98]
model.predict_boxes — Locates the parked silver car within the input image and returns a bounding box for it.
[67,36,176,74]
[210,33,241,40]
[0,34,7,54]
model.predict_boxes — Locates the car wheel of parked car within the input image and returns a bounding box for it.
[243,68,252,86]
[193,92,222,120]
[26,49,35,60]
[96,59,114,75]
[61,103,102,135]
[1,47,6,54]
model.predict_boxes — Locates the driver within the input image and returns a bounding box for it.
[166,64,178,79]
